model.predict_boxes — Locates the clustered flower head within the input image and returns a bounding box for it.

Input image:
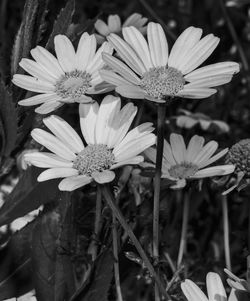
[176,109,230,133]
[145,134,234,188]
[94,13,148,44]
[24,96,155,191]
[100,22,239,103]
[225,139,250,176]
[13,33,113,114]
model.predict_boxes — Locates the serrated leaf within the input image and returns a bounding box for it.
[32,194,76,301]
[11,0,39,75]
[70,250,114,301]
[0,81,18,158]
[46,0,75,50]
[0,219,38,299]
[0,167,60,226]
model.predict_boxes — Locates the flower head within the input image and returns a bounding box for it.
[181,272,234,301]
[145,134,234,188]
[13,33,113,114]
[100,22,239,103]
[94,13,148,43]
[24,95,156,191]
[225,139,250,176]
[176,109,230,133]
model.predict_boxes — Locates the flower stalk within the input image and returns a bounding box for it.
[101,185,171,300]
[153,103,166,300]
[222,195,231,270]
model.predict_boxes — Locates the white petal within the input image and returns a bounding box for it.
[113,122,154,154]
[107,33,146,75]
[147,22,168,67]
[107,102,137,148]
[176,116,198,129]
[181,280,208,301]
[206,272,227,301]
[193,141,218,166]
[100,69,131,86]
[170,133,186,163]
[86,41,113,74]
[13,74,55,93]
[108,15,121,32]
[123,26,153,69]
[18,93,60,106]
[102,53,141,84]
[38,167,78,181]
[183,75,233,88]
[179,34,220,75]
[35,101,63,114]
[168,27,203,70]
[114,133,156,162]
[54,35,76,72]
[186,135,205,162]
[184,62,240,81]
[95,95,121,144]
[43,115,84,153]
[76,33,97,71]
[116,84,145,99]
[79,102,99,144]
[110,155,144,169]
[163,140,176,165]
[24,152,73,168]
[199,148,228,169]
[123,13,148,28]
[191,165,235,178]
[19,59,56,83]
[177,87,217,99]
[31,128,76,160]
[91,170,115,184]
[59,175,92,191]
[95,19,110,36]
[30,46,64,78]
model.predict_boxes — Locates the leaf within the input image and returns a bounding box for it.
[11,0,39,75]
[0,167,60,226]
[0,219,38,300]
[32,194,76,301]
[46,0,75,50]
[70,250,114,301]
[0,80,18,158]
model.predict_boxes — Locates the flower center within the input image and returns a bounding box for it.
[140,66,185,100]
[55,70,91,100]
[168,162,199,179]
[73,144,115,176]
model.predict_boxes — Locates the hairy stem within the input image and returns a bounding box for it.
[102,185,172,301]
[153,103,166,300]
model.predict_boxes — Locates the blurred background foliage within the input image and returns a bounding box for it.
[0,0,250,300]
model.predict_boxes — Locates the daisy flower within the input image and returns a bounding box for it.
[181,272,235,301]
[176,109,230,133]
[94,13,148,44]
[100,22,240,103]
[144,133,235,188]
[12,33,113,114]
[24,95,156,191]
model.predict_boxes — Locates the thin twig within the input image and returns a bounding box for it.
[102,185,172,301]
[153,103,167,301]
[222,195,231,270]
[177,192,189,267]
[112,212,124,301]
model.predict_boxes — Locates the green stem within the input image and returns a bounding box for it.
[153,103,166,300]
[177,192,189,267]
[222,195,231,270]
[112,212,123,301]
[102,185,172,301]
